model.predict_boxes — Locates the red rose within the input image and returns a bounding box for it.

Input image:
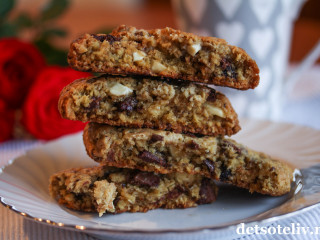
[21,66,91,140]
[0,99,15,142]
[0,38,45,109]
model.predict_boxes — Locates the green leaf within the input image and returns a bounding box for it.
[0,0,15,20]
[13,13,34,30]
[41,28,67,39]
[34,39,68,66]
[40,0,69,21]
[0,22,17,37]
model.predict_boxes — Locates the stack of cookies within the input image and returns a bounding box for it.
[49,25,293,217]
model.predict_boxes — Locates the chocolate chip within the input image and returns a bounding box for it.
[185,140,200,150]
[149,134,164,144]
[113,196,120,207]
[92,34,121,43]
[166,186,184,199]
[135,31,144,37]
[107,149,115,162]
[116,96,137,112]
[102,171,110,180]
[269,167,275,172]
[159,77,189,87]
[219,163,232,181]
[220,58,230,70]
[138,150,166,166]
[92,35,106,42]
[180,56,186,62]
[207,89,216,102]
[89,97,101,109]
[220,58,237,79]
[130,172,160,187]
[83,97,101,112]
[198,178,216,204]
[184,132,205,138]
[204,159,215,175]
[75,193,85,201]
[221,141,242,154]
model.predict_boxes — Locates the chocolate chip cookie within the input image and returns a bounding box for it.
[49,165,218,216]
[68,25,259,90]
[58,74,240,136]
[83,123,293,196]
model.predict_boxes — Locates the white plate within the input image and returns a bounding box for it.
[1,119,320,240]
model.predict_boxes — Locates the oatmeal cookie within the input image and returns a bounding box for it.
[68,25,259,90]
[83,123,293,196]
[49,165,218,216]
[58,74,240,136]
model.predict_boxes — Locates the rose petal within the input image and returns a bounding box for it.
[0,38,45,109]
[21,66,91,140]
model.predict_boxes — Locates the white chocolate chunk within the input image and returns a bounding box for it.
[205,104,225,118]
[175,172,196,185]
[109,172,126,183]
[77,44,88,54]
[151,60,167,73]
[94,180,117,216]
[187,43,201,56]
[133,51,146,62]
[109,82,133,96]
[91,41,100,50]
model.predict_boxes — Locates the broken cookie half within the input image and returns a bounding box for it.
[49,165,218,216]
[58,74,240,137]
[84,123,293,196]
[68,25,259,90]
